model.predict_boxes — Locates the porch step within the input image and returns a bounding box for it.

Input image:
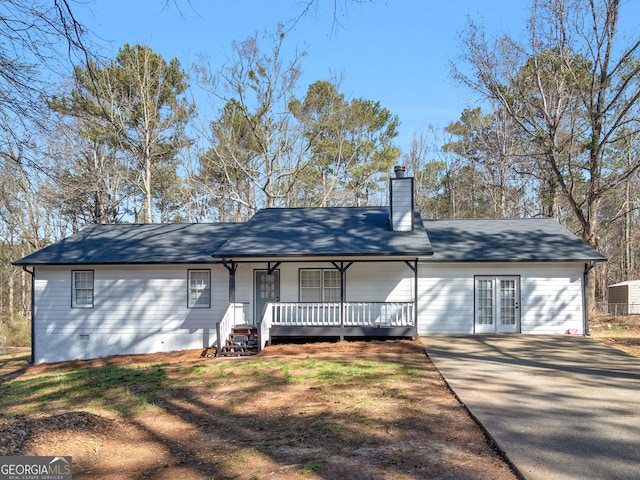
[218,327,259,357]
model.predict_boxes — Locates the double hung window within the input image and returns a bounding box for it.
[300,269,341,302]
[188,270,211,308]
[72,270,94,308]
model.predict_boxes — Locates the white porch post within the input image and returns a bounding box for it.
[405,260,419,336]
[221,258,237,303]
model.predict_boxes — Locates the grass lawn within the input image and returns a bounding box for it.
[3,316,638,480]
[0,340,516,480]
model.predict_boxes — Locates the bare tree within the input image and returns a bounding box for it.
[453,0,640,306]
[0,1,89,152]
[44,114,135,228]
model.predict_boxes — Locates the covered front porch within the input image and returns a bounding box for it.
[211,201,433,354]
[215,258,420,353]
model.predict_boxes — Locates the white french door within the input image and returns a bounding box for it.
[475,276,520,333]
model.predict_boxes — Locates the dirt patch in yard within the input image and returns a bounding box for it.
[0,340,517,480]
[590,314,640,357]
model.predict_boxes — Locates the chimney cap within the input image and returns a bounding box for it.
[394,165,406,178]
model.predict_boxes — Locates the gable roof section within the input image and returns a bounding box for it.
[214,207,433,259]
[14,213,604,266]
[14,223,240,265]
[423,218,606,262]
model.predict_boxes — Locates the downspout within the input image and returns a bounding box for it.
[583,261,596,336]
[22,265,35,364]
[413,260,418,338]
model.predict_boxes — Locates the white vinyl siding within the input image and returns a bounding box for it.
[418,264,475,334]
[346,263,413,302]
[263,262,413,304]
[72,270,94,308]
[188,269,211,308]
[31,259,587,363]
[32,265,227,364]
[418,262,584,335]
[519,267,584,333]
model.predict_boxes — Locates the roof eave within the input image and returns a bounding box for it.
[420,257,607,263]
[12,259,224,266]
[214,251,434,262]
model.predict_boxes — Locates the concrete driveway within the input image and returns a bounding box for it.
[423,335,640,480]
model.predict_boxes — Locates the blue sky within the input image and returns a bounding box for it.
[73,0,639,153]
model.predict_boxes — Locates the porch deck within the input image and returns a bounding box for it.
[261,301,416,346]
[217,301,416,353]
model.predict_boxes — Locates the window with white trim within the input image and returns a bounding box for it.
[188,270,211,308]
[72,270,94,308]
[300,269,341,302]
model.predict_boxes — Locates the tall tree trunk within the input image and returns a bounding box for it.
[0,272,4,322]
[21,263,27,315]
[624,150,632,278]
[8,268,14,316]
[143,147,153,223]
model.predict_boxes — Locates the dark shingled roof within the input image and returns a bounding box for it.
[14,223,240,265]
[423,218,606,262]
[13,213,605,266]
[214,207,433,258]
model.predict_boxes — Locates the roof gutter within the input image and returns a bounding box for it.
[419,257,606,263]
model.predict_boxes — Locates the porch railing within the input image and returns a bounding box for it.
[216,303,246,353]
[260,304,274,351]
[345,302,414,327]
[265,302,415,327]
[217,301,415,354]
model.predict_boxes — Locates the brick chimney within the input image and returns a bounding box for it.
[389,165,414,231]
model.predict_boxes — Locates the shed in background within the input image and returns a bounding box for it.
[608,280,640,315]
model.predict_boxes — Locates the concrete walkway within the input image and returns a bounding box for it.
[423,335,640,480]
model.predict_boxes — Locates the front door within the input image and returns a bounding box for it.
[254,270,280,324]
[475,276,520,333]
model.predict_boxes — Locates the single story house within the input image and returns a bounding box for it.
[14,168,606,364]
